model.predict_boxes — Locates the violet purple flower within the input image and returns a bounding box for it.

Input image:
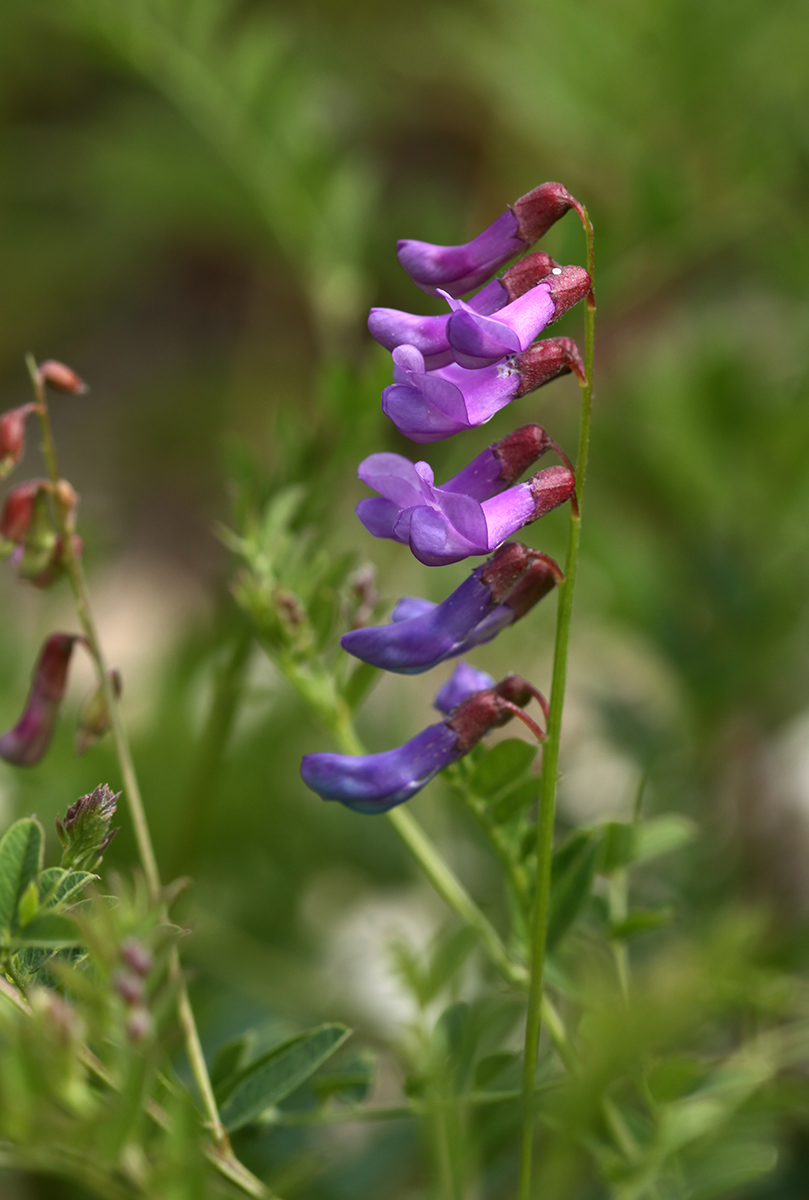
[433,662,496,715]
[397,181,586,297]
[368,251,564,368]
[381,335,583,444]
[301,673,545,813]
[356,439,574,566]
[441,265,591,370]
[342,541,562,673]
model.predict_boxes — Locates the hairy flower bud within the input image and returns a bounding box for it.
[37,360,88,395]
[511,181,586,245]
[515,338,586,395]
[0,634,80,766]
[55,782,119,870]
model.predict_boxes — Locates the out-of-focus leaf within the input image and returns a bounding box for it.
[489,776,539,824]
[474,1052,516,1090]
[219,1024,351,1131]
[312,1050,376,1104]
[610,906,674,940]
[8,911,80,950]
[547,829,602,950]
[211,1033,255,1096]
[602,815,696,873]
[470,739,537,798]
[0,818,44,936]
[342,660,381,711]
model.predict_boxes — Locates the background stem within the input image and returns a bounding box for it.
[517,212,596,1200]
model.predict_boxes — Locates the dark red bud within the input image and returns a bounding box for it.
[0,405,37,478]
[126,1007,153,1043]
[447,674,546,751]
[502,554,563,618]
[511,181,586,245]
[516,338,585,397]
[113,970,145,1007]
[529,466,577,518]
[37,361,88,395]
[0,633,79,766]
[545,265,591,319]
[0,480,50,543]
[492,424,552,484]
[120,937,154,978]
[500,252,560,303]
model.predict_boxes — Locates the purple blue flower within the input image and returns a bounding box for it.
[301,672,545,813]
[433,662,495,715]
[342,541,562,673]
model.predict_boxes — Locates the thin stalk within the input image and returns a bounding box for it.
[518,211,596,1200]
[24,358,270,1199]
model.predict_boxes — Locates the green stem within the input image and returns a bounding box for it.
[24,358,271,1200]
[518,211,596,1200]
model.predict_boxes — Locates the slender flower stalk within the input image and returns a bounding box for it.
[22,357,270,1200]
[517,210,596,1200]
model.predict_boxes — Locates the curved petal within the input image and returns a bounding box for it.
[356,497,400,540]
[397,209,524,297]
[433,661,496,715]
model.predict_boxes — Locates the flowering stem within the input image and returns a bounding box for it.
[518,210,596,1200]
[24,358,270,1199]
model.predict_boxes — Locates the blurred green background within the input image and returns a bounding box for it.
[2,0,809,1195]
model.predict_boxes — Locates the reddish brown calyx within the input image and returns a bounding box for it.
[516,337,585,397]
[492,424,553,485]
[511,181,587,245]
[447,675,547,751]
[501,554,564,618]
[0,404,38,479]
[500,251,560,303]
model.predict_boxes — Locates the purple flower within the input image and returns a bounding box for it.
[301,673,545,813]
[397,182,586,297]
[441,265,591,370]
[356,440,574,566]
[381,339,585,443]
[341,542,562,673]
[0,634,80,766]
[368,252,563,368]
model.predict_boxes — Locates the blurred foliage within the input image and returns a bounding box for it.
[1,0,809,1196]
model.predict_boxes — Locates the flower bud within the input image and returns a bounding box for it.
[120,937,154,978]
[37,360,88,395]
[126,1008,153,1044]
[0,479,50,544]
[113,970,145,1007]
[0,404,37,479]
[0,634,79,766]
[76,668,122,755]
[511,181,586,245]
[55,782,119,870]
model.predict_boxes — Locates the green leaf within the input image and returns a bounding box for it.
[474,1052,517,1090]
[8,912,81,950]
[609,906,674,940]
[220,1024,351,1131]
[547,829,602,950]
[601,815,697,872]
[16,880,39,928]
[38,867,96,909]
[311,1051,376,1104]
[470,739,537,798]
[0,818,44,937]
[342,661,381,711]
[489,776,540,824]
[211,1033,255,1096]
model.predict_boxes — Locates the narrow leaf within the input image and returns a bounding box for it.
[220,1024,351,1131]
[547,829,601,950]
[470,739,537,798]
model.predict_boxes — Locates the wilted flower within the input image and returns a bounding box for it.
[301,671,546,813]
[0,404,37,479]
[342,542,562,673]
[397,181,586,297]
[0,633,80,766]
[37,360,88,395]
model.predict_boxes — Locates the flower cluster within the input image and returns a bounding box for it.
[302,183,590,813]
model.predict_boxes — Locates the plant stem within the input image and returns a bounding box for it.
[24,358,270,1200]
[518,211,596,1200]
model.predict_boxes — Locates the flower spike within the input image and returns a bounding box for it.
[341,542,562,674]
[397,181,587,297]
[301,672,546,813]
